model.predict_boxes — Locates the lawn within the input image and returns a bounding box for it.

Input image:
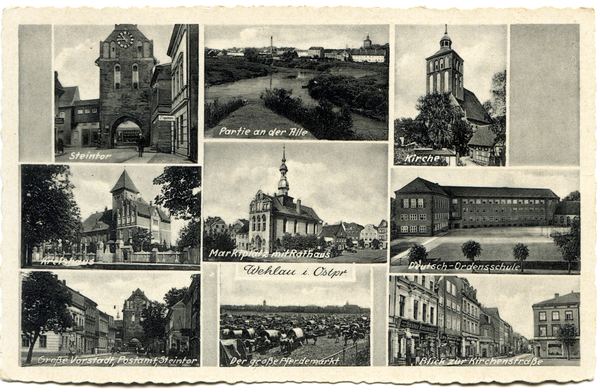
[427,242,564,262]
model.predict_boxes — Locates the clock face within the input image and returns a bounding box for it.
[117,31,134,48]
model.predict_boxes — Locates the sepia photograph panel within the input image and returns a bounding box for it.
[54,24,199,164]
[204,25,389,141]
[203,142,388,263]
[389,167,580,274]
[394,24,507,167]
[20,271,200,367]
[220,264,371,367]
[20,164,201,270]
[388,275,580,367]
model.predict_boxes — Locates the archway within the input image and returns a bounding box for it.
[110,116,144,148]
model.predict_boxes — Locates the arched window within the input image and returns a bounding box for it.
[440,58,444,68]
[143,41,151,58]
[110,42,116,58]
[429,61,433,73]
[428,75,433,94]
[103,42,110,58]
[114,64,121,89]
[434,73,439,92]
[444,71,449,93]
[132,64,139,89]
[137,40,143,57]
[435,60,439,70]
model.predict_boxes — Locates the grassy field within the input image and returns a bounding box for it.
[427,242,563,262]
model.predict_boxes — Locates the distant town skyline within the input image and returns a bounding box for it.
[205,25,388,52]
[220,265,371,308]
[395,24,506,119]
[204,142,388,225]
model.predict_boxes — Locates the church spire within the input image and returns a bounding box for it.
[440,24,452,49]
[277,146,289,196]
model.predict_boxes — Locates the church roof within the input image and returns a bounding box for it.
[395,177,448,196]
[130,199,171,222]
[533,292,580,307]
[111,170,140,194]
[468,125,496,148]
[458,88,492,125]
[82,209,112,234]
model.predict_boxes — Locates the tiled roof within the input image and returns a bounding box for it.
[319,224,346,238]
[58,86,80,107]
[395,177,448,196]
[468,125,496,147]
[131,200,171,222]
[441,185,559,199]
[270,195,322,222]
[110,170,140,194]
[82,209,112,233]
[533,292,580,307]
[74,99,100,107]
[458,89,492,125]
[555,201,580,215]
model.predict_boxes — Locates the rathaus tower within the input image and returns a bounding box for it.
[96,24,158,148]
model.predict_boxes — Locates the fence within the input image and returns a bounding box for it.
[319,334,370,366]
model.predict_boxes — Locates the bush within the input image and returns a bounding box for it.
[260,88,355,140]
[204,98,245,129]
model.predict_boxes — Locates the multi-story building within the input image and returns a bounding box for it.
[248,148,322,253]
[204,216,229,237]
[165,274,200,363]
[150,63,173,153]
[122,288,151,349]
[97,311,110,353]
[459,277,480,357]
[479,309,498,358]
[377,219,388,249]
[436,276,464,358]
[319,224,348,250]
[360,224,378,247]
[393,177,560,236]
[167,24,199,163]
[532,291,580,359]
[389,275,439,365]
[341,222,364,246]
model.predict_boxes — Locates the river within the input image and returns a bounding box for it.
[205,68,388,140]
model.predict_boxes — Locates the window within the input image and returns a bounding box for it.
[548,343,563,356]
[538,325,547,337]
[419,226,427,233]
[114,64,121,89]
[401,226,408,233]
[430,307,435,324]
[414,300,419,320]
[59,111,65,118]
[132,64,139,89]
[418,199,424,208]
[552,311,560,321]
[403,199,409,209]
[410,199,417,208]
[423,303,427,322]
[22,337,29,347]
[565,310,574,320]
[92,108,97,113]
[538,312,546,321]
[409,226,417,234]
[398,295,405,317]
[552,325,560,337]
[410,214,417,221]
[39,335,47,348]
[283,218,287,233]
[401,214,408,220]
[77,109,83,114]
[452,199,458,204]
[419,214,426,220]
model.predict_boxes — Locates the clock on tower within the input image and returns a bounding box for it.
[116,31,134,48]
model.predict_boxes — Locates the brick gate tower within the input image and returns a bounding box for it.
[96,24,158,148]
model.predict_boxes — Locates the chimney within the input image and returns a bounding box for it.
[555,293,559,298]
[297,199,301,214]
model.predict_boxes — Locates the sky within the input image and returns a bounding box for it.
[204,142,388,226]
[68,165,191,243]
[54,25,175,100]
[395,24,507,119]
[205,25,388,51]
[220,264,371,308]
[455,275,580,340]
[391,167,579,200]
[24,271,196,320]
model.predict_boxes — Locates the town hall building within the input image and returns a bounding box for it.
[248,148,323,253]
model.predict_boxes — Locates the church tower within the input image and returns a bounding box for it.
[425,25,464,101]
[277,147,289,196]
[363,34,372,49]
[110,169,141,213]
[96,24,158,148]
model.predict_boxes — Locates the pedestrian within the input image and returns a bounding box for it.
[137,132,145,157]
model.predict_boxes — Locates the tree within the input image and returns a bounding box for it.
[164,288,187,308]
[244,47,259,62]
[281,50,298,62]
[371,238,381,249]
[461,240,482,263]
[408,244,428,264]
[140,301,168,353]
[484,71,507,165]
[563,191,580,202]
[557,323,578,360]
[512,243,530,273]
[130,227,152,252]
[153,166,201,221]
[553,219,580,273]
[21,272,73,364]
[358,239,365,248]
[178,220,202,249]
[346,237,354,249]
[21,165,82,267]
[203,232,236,258]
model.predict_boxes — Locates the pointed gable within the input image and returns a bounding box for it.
[111,170,140,194]
[395,177,448,196]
